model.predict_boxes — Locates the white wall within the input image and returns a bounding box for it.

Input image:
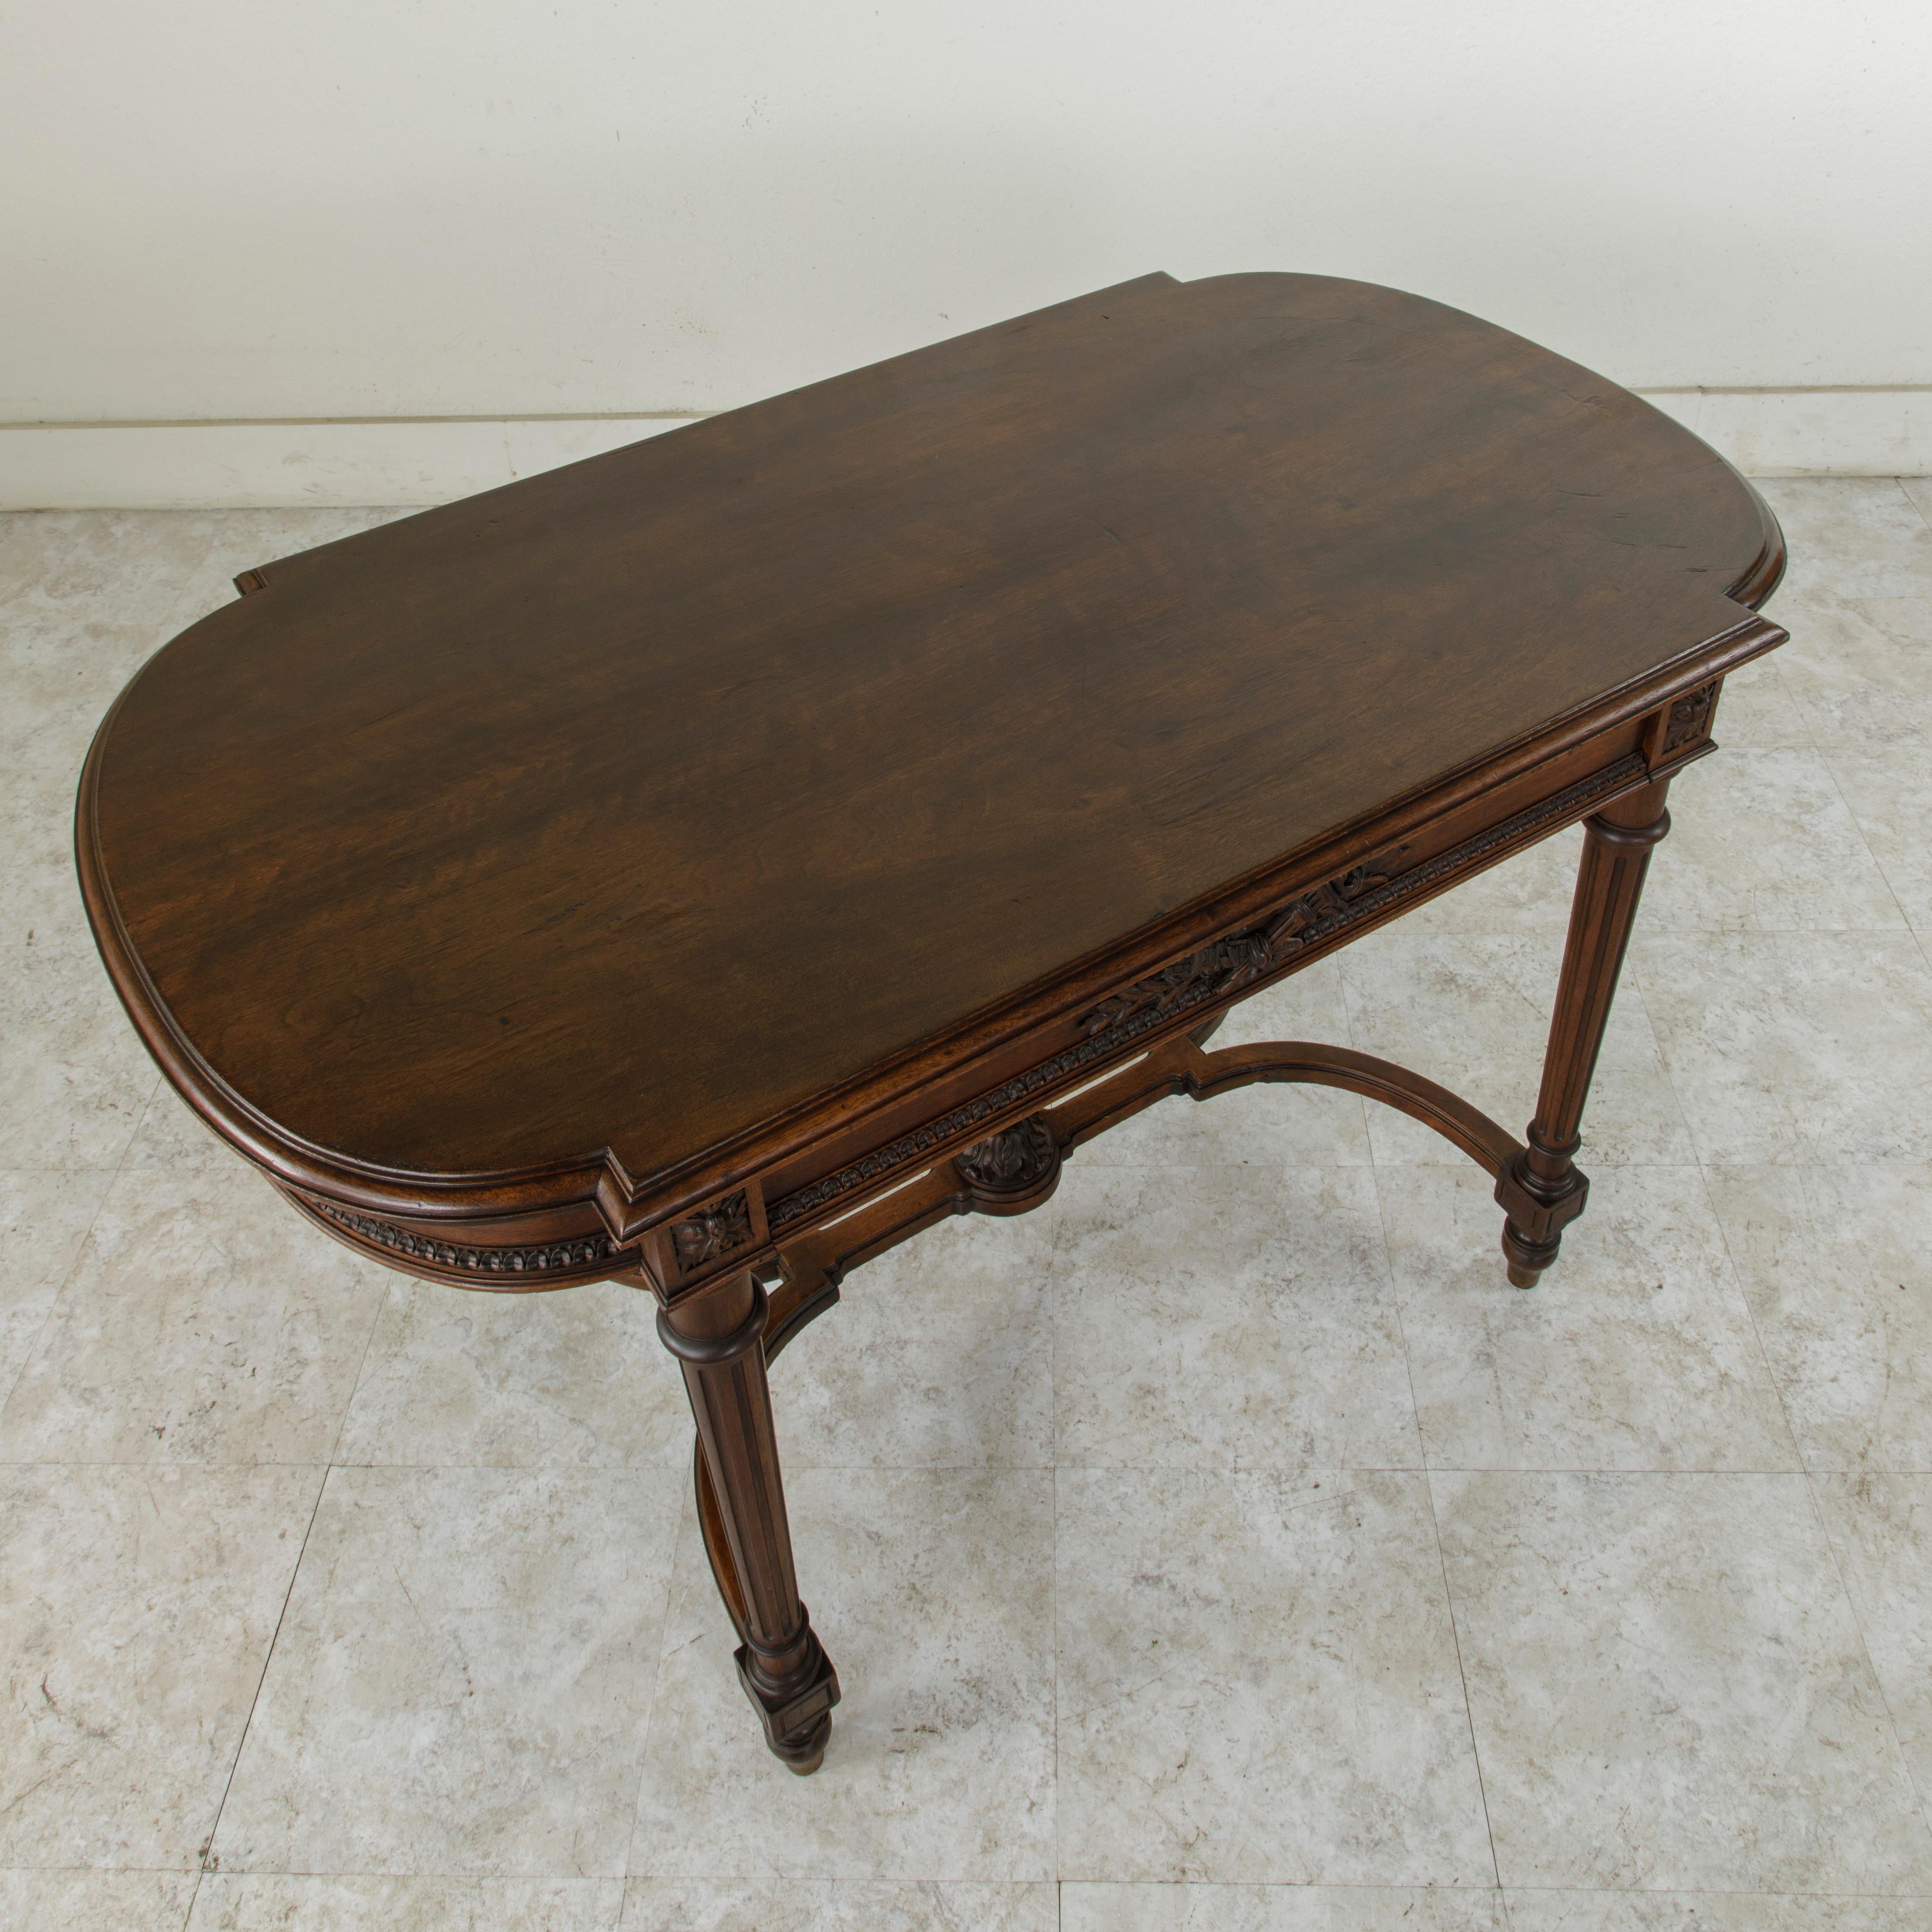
[4,0,1929,501]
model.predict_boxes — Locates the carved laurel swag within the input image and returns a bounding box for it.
[768,752,1648,1231]
[1079,854,1406,1037]
[672,1190,755,1272]
[311,1198,614,1275]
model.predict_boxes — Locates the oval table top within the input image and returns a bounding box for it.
[78,271,1781,1228]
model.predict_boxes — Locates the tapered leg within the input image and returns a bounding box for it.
[1496,778,1671,1288]
[657,1268,839,1772]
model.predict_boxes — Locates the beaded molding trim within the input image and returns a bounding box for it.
[309,1196,615,1275]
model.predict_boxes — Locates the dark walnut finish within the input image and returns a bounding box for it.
[76,272,1786,1772]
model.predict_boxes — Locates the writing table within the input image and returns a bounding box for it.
[77,272,1788,1773]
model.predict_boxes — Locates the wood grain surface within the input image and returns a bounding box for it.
[78,271,1782,1233]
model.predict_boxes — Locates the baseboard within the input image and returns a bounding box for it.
[0,415,703,510]
[1636,388,1932,479]
[0,392,1926,510]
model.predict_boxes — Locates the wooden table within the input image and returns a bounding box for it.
[77,272,1788,1775]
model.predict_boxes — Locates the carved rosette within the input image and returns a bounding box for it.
[672,1189,755,1272]
[1660,681,1718,753]
[954,1114,1059,1196]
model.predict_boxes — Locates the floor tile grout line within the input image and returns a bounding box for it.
[255,1256,390,1912]
[1797,537,1932,974]
[1655,724,1923,947]
[1532,922,1722,1511]
[316,1254,394,1471]
[200,1133,389,1916]
[1658,694,1932,1439]
[1736,502,1836,785]
[615,1247,700,1899]
[0,1059,164,1427]
[1331,953,1377,1173]
[6,748,180,1413]
[1646,806,1817,1470]
[1500,1884,1932,1898]
[1079,1464,1910,1476]
[617,1461,692,1887]
[1673,1135,1913,1836]
[1801,1469,1932,1849]
[192,1462,330,1880]
[1809,740,1922,940]
[12,1455,1932,1475]
[1043,1187,1068,1900]
[1367,1157,1503,1892]
[9,1868,1930,1898]
[1693,1154,1811,1478]
[0,1172,113,1422]
[1052,1467,1062,1926]
[1620,969,1699,1164]
[1642,784,1932,1864]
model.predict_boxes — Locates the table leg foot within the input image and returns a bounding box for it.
[1495,1145,1588,1289]
[736,1625,840,1772]
[1502,1235,1554,1291]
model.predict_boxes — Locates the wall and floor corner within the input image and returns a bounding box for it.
[3,390,1931,512]
[3,0,1928,509]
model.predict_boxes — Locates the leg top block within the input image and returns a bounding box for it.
[1493,1149,1590,1242]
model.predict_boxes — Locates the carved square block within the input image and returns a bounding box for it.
[639,1183,774,1304]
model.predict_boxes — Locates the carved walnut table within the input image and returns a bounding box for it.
[77,273,1788,1774]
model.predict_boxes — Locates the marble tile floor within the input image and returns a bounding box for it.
[1,481,1930,1931]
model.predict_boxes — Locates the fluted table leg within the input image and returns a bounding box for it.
[1496,777,1672,1288]
[658,1269,839,1772]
